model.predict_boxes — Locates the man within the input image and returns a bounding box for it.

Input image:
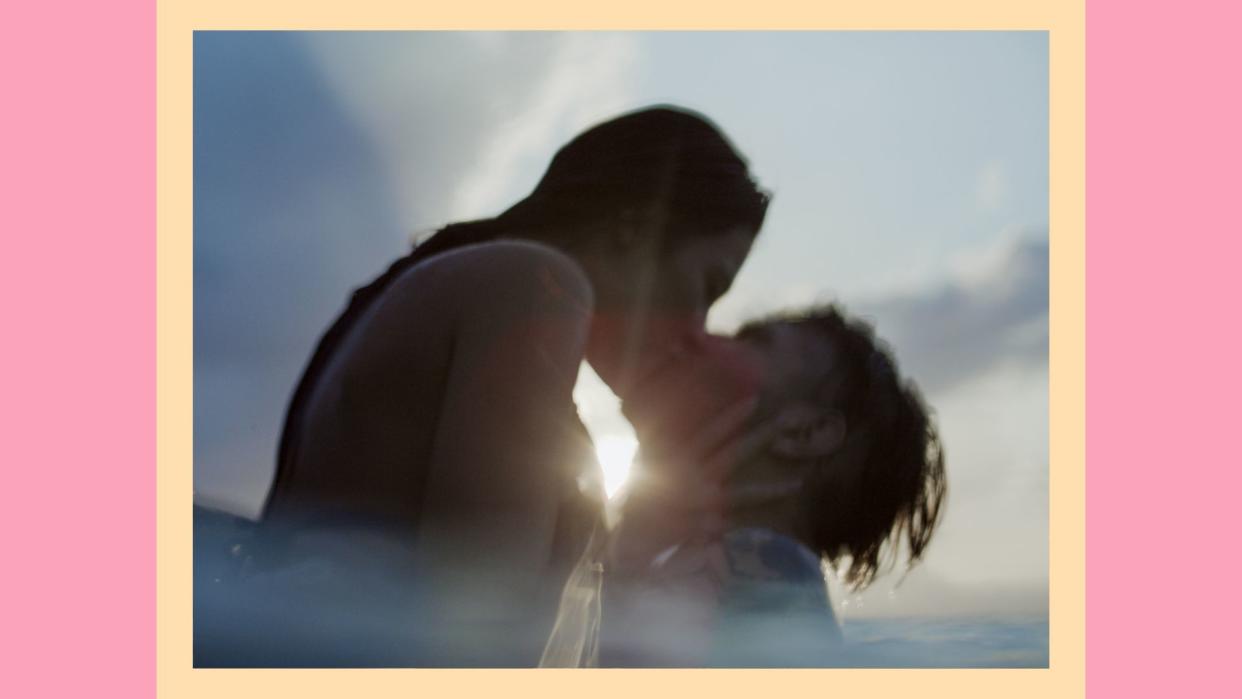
[595,304,948,667]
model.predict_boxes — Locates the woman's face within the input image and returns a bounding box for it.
[584,224,757,399]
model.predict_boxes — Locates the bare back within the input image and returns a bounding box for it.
[259,240,605,665]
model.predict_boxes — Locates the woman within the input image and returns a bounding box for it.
[205,106,770,667]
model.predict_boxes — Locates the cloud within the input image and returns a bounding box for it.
[447,33,639,220]
[854,233,1048,395]
[302,32,640,230]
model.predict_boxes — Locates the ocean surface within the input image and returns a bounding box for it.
[834,616,1049,668]
[195,507,1048,668]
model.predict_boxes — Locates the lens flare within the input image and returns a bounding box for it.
[595,435,638,498]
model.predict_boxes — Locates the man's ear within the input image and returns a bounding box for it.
[769,404,846,459]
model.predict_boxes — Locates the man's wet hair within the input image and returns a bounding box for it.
[736,305,947,590]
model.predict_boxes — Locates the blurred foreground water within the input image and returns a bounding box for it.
[195,506,1046,667]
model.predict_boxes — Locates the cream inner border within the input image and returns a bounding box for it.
[157,2,1084,696]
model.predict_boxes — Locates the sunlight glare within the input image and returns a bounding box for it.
[595,435,638,499]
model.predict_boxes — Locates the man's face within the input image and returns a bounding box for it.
[619,320,840,485]
[735,321,838,421]
[620,330,765,468]
[726,321,848,506]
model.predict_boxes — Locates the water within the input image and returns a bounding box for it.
[834,616,1049,667]
[195,507,1048,667]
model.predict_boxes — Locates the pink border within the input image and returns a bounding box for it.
[3,0,154,696]
[9,1,1238,693]
[1088,0,1240,696]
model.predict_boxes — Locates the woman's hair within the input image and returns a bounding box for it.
[317,106,768,350]
[411,104,769,263]
[738,305,947,591]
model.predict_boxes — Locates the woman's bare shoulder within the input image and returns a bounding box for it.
[390,239,594,311]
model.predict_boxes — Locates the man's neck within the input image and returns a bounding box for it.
[724,502,806,546]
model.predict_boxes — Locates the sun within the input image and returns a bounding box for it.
[595,434,638,499]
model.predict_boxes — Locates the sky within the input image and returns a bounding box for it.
[194,31,1049,618]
